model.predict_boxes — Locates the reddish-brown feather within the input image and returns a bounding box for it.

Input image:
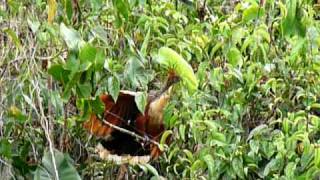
[83,91,168,159]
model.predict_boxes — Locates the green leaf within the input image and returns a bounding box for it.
[64,0,73,22]
[8,106,27,123]
[232,157,245,179]
[79,43,97,64]
[163,103,177,128]
[140,28,151,57]
[227,47,243,67]
[112,0,129,20]
[284,162,296,179]
[77,83,92,98]
[108,76,120,102]
[34,149,81,180]
[315,147,320,169]
[203,154,215,178]
[90,0,103,11]
[281,0,306,37]
[22,94,37,112]
[62,72,81,101]
[211,132,227,146]
[179,124,186,141]
[156,47,198,93]
[263,157,283,177]
[48,64,70,84]
[3,28,22,49]
[242,4,265,23]
[246,124,268,141]
[139,164,159,177]
[0,139,12,158]
[90,96,105,115]
[94,49,106,71]
[60,23,82,50]
[92,26,109,44]
[160,130,173,144]
[209,68,224,92]
[135,91,147,114]
[124,56,152,88]
[27,19,40,33]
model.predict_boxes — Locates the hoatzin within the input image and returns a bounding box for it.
[83,71,181,163]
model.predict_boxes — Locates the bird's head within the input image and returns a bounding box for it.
[165,70,181,88]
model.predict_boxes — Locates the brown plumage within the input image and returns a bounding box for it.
[83,73,180,160]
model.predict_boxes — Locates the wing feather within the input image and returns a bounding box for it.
[83,91,141,137]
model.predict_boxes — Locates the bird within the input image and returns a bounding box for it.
[83,71,181,162]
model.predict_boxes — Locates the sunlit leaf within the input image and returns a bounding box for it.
[135,91,147,114]
[79,43,97,64]
[156,47,198,93]
[227,47,243,67]
[242,5,265,23]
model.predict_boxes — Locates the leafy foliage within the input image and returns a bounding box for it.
[0,0,320,179]
[156,47,198,93]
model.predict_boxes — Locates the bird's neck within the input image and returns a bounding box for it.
[146,85,173,136]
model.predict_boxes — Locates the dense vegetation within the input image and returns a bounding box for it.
[1,0,320,179]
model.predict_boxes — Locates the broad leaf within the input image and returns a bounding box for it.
[33,149,81,180]
[156,47,198,93]
[135,91,147,114]
[60,23,82,50]
[108,76,120,102]
[242,5,265,23]
[79,43,97,64]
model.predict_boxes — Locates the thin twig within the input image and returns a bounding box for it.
[101,119,163,150]
[34,70,59,180]
[0,158,16,180]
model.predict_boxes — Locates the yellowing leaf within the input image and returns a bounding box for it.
[156,47,198,93]
[3,28,21,50]
[48,0,57,24]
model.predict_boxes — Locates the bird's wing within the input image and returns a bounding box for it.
[83,91,142,137]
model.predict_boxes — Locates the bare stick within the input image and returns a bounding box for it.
[101,119,163,150]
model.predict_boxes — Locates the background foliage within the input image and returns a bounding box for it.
[1,0,320,179]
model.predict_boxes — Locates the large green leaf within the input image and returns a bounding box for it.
[242,4,265,23]
[0,138,12,158]
[60,23,82,50]
[108,76,120,102]
[33,149,81,180]
[79,43,97,64]
[48,64,70,84]
[281,0,306,37]
[227,47,243,67]
[135,91,147,114]
[203,154,215,178]
[156,47,198,93]
[112,0,129,20]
